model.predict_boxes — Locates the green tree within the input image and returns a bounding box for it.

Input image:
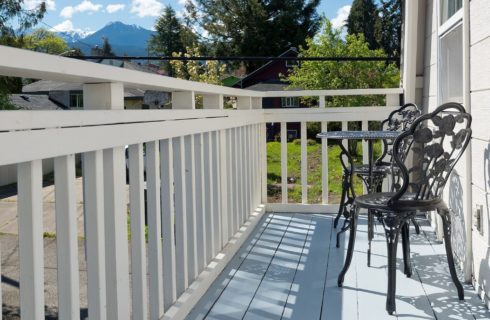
[376,0,401,58]
[184,0,321,70]
[148,5,197,74]
[346,0,379,50]
[101,37,115,56]
[0,0,46,37]
[287,19,399,107]
[23,28,68,54]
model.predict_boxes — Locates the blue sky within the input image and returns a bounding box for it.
[24,0,352,35]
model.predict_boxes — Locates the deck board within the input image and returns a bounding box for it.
[187,213,490,320]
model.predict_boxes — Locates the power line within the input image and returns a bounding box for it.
[69,55,400,62]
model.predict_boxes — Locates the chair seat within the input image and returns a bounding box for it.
[355,192,445,212]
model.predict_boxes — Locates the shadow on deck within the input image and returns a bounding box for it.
[187,213,490,320]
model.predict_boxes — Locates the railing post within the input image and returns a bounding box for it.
[83,82,130,320]
[237,96,253,110]
[18,160,44,320]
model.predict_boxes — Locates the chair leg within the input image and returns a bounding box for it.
[336,218,350,248]
[437,208,464,300]
[367,210,374,267]
[383,216,402,315]
[338,206,359,287]
[411,217,420,234]
[401,222,412,277]
[334,172,348,228]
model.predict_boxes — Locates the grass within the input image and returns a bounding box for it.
[267,140,382,203]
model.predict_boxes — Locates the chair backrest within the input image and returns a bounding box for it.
[382,103,421,132]
[389,102,472,205]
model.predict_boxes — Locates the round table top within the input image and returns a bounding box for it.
[316,130,401,140]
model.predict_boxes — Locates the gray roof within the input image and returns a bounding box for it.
[23,80,145,98]
[10,94,66,110]
[246,82,303,92]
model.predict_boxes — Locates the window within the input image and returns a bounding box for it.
[285,60,299,68]
[439,24,463,103]
[440,0,462,25]
[70,93,83,109]
[281,97,299,108]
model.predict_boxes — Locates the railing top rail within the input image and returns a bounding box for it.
[0,46,262,97]
[262,88,403,97]
[1,46,403,99]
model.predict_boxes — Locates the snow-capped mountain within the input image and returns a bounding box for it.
[57,21,155,56]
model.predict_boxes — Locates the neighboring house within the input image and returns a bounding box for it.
[22,59,170,110]
[233,48,303,141]
[9,94,67,110]
[412,0,490,306]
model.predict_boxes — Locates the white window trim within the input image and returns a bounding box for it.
[438,7,462,37]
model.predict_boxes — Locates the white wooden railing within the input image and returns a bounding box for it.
[0,45,403,320]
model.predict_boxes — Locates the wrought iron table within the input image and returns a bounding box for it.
[317,130,400,264]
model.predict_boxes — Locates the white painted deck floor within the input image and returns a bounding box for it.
[187,213,490,320]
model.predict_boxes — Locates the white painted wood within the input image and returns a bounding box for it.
[202,94,224,109]
[160,139,177,310]
[17,160,44,320]
[341,121,348,150]
[184,135,198,282]
[146,140,164,319]
[103,146,130,320]
[301,121,308,204]
[319,95,326,108]
[229,128,238,235]
[219,130,229,245]
[192,134,206,273]
[54,155,80,320]
[262,88,403,98]
[163,206,266,320]
[224,129,234,238]
[237,127,245,225]
[402,0,419,102]
[263,107,396,123]
[202,132,215,262]
[243,125,251,221]
[173,91,196,109]
[362,120,369,195]
[385,93,399,107]
[281,122,288,204]
[237,96,253,109]
[321,122,328,204]
[128,144,148,319]
[260,123,267,203]
[0,45,263,97]
[211,131,222,252]
[83,150,107,320]
[173,137,189,297]
[251,97,262,109]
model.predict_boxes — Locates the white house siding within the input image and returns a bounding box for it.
[469,0,490,304]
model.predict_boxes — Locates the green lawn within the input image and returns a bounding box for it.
[267,140,382,203]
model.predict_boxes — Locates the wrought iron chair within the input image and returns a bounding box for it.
[337,102,471,315]
[334,103,421,230]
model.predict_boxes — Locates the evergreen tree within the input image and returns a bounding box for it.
[376,0,401,58]
[184,0,321,71]
[346,0,379,50]
[101,37,115,57]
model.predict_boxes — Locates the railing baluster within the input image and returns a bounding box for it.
[362,120,369,195]
[128,144,148,319]
[243,125,250,219]
[238,126,245,224]
[281,122,288,203]
[193,134,206,272]
[202,132,214,262]
[342,121,348,150]
[161,139,177,310]
[54,155,80,320]
[103,146,130,320]
[83,151,107,319]
[18,160,44,320]
[211,131,221,253]
[321,122,329,204]
[184,135,198,281]
[261,123,267,204]
[147,140,164,319]
[301,121,308,204]
[219,129,229,246]
[232,128,240,231]
[173,136,189,297]
[226,128,235,236]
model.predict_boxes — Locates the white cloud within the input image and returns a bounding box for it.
[24,0,56,11]
[107,4,126,13]
[60,0,103,18]
[51,19,93,36]
[331,5,351,30]
[130,0,164,17]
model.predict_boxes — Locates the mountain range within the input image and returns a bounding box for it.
[57,21,156,56]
